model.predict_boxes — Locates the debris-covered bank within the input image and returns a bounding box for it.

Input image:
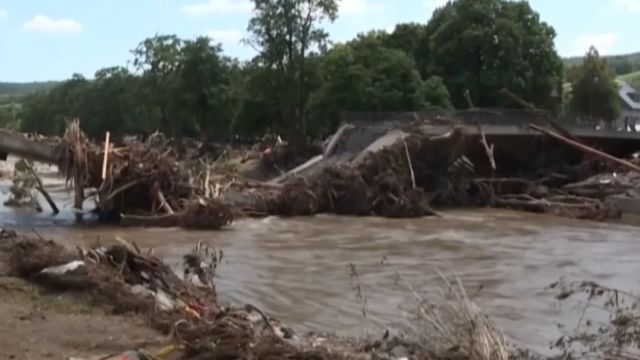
[0,229,536,360]
[3,229,640,359]
[6,114,637,227]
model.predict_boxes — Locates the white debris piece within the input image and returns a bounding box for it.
[40,260,85,275]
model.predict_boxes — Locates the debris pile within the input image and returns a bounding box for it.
[59,121,233,229]
[255,120,640,222]
[259,126,468,218]
[48,116,640,224]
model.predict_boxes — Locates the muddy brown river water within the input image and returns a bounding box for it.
[1,171,639,355]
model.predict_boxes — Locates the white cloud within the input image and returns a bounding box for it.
[613,0,640,12]
[575,33,620,55]
[207,29,243,44]
[182,0,252,16]
[23,15,83,33]
[340,0,384,15]
[0,9,7,18]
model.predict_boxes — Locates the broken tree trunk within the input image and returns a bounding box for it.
[476,123,496,171]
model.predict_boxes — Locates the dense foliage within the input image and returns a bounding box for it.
[569,47,620,124]
[15,0,565,141]
[423,0,564,110]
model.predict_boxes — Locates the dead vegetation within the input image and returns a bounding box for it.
[550,279,640,359]
[398,273,511,360]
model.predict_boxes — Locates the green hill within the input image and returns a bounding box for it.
[564,52,640,76]
[0,81,60,97]
[618,71,640,91]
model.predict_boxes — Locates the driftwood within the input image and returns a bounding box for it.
[476,123,496,171]
[403,139,416,189]
[493,193,619,220]
[154,183,174,214]
[23,160,59,214]
[529,124,640,173]
[101,131,110,180]
[120,213,180,227]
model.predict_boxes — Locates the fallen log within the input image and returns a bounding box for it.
[529,124,640,173]
[120,213,180,227]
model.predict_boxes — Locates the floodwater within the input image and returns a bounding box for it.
[2,169,640,355]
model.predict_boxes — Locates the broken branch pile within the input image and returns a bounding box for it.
[59,120,233,229]
[256,126,468,218]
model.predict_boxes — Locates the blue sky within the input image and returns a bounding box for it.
[0,0,639,82]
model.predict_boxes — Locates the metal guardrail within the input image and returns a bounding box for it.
[339,109,573,128]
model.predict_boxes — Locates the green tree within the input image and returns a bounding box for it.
[21,74,91,135]
[132,35,183,135]
[178,37,233,139]
[246,0,339,141]
[384,23,430,76]
[86,67,141,136]
[570,47,620,125]
[308,38,451,136]
[231,62,282,138]
[425,0,563,110]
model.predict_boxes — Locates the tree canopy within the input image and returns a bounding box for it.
[16,0,575,141]
[246,0,338,141]
[423,0,563,110]
[308,35,450,136]
[569,47,620,124]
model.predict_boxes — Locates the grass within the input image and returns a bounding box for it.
[398,272,511,360]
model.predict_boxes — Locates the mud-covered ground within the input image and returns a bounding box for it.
[0,276,163,359]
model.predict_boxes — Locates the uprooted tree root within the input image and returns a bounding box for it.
[59,120,233,229]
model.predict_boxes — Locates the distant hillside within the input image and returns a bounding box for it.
[619,71,640,92]
[563,52,640,76]
[0,81,60,96]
